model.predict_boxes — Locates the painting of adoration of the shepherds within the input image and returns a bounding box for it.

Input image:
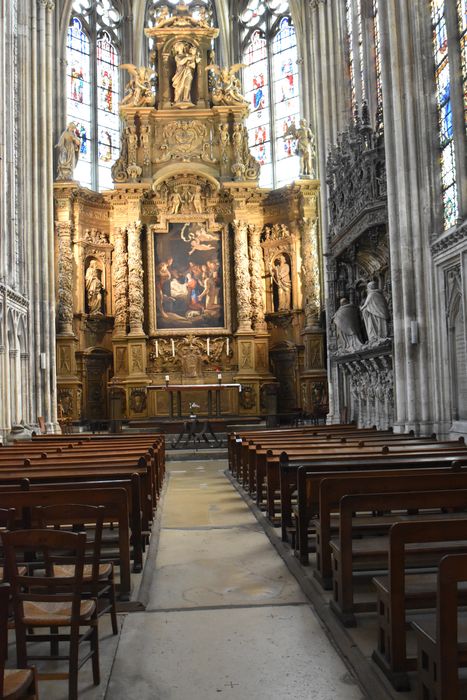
[155,222,225,330]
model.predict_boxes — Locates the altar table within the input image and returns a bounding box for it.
[147,383,241,418]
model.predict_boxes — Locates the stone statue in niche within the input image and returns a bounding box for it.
[360,281,390,343]
[172,41,200,105]
[332,298,364,352]
[56,122,81,180]
[270,255,292,311]
[85,260,104,316]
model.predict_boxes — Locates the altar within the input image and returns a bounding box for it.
[148,383,241,418]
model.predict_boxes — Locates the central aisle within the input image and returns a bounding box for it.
[106,459,365,699]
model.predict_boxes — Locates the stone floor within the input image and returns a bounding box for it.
[14,457,368,699]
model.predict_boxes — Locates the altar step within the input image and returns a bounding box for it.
[166,446,228,461]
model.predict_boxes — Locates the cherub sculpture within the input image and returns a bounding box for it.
[206,63,247,105]
[119,64,155,107]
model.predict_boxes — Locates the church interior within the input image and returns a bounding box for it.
[0,0,467,698]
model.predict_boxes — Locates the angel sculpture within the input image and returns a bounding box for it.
[206,63,247,105]
[119,64,155,107]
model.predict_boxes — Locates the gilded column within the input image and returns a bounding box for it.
[112,227,128,336]
[300,216,321,329]
[248,224,267,332]
[56,222,74,336]
[232,220,252,333]
[127,221,145,336]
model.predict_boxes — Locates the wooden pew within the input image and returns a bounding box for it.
[273,444,467,525]
[411,553,467,700]
[372,519,467,690]
[312,465,467,585]
[329,489,467,627]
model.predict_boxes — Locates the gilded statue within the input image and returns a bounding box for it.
[270,255,292,311]
[56,122,81,180]
[205,63,247,105]
[172,42,200,105]
[85,260,104,316]
[120,64,155,107]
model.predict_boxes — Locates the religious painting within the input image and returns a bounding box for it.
[154,222,225,330]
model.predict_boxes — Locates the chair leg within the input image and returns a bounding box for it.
[15,622,28,668]
[50,625,59,655]
[109,579,118,635]
[68,628,80,700]
[91,622,100,686]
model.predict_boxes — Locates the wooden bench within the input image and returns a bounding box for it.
[411,553,467,700]
[329,489,467,626]
[371,518,467,690]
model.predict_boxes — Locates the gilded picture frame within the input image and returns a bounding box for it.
[147,221,231,336]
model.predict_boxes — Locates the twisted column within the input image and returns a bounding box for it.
[232,220,252,333]
[248,224,267,332]
[56,222,74,335]
[300,216,321,328]
[127,222,145,335]
[112,227,128,336]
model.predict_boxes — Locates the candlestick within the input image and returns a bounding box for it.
[207,337,210,356]
[165,374,170,383]
[171,339,175,357]
[155,340,159,358]
[226,337,229,356]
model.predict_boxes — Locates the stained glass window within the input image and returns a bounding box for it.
[372,0,383,121]
[346,0,356,112]
[241,1,300,189]
[66,0,122,192]
[432,0,459,229]
[458,0,467,128]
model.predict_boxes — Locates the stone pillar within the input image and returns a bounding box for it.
[232,219,252,333]
[248,224,267,333]
[56,222,74,336]
[127,221,145,336]
[112,227,128,337]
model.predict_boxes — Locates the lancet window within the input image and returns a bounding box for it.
[345,0,383,128]
[240,1,300,189]
[66,0,122,191]
[458,0,467,129]
[431,0,459,229]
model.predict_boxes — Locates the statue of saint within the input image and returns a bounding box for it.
[332,298,364,352]
[85,260,104,315]
[271,255,292,311]
[360,281,390,343]
[285,119,315,177]
[172,42,200,104]
[296,120,315,177]
[56,122,81,180]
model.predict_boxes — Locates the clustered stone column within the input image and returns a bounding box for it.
[56,222,74,336]
[232,219,252,333]
[112,227,128,336]
[127,222,145,335]
[300,216,321,329]
[248,224,267,332]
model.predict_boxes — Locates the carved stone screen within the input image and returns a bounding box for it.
[154,222,225,330]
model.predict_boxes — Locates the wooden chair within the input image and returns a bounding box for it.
[411,553,467,700]
[34,504,118,635]
[0,583,39,699]
[2,529,99,700]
